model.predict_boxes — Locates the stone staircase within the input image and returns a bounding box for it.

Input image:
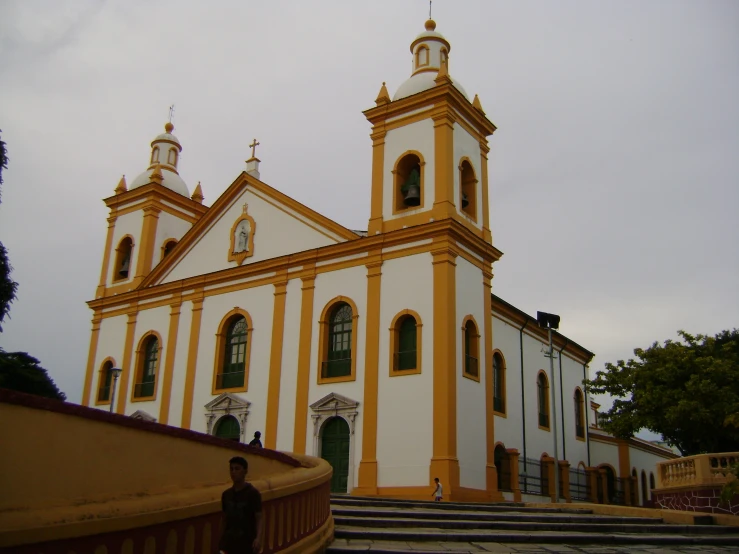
[327,495,739,553]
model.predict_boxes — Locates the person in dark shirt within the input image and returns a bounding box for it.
[249,431,263,448]
[219,456,264,554]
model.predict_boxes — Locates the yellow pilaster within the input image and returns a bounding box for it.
[479,141,492,243]
[482,269,503,500]
[133,206,161,285]
[81,312,103,406]
[367,130,386,235]
[158,301,182,424]
[181,294,204,429]
[356,255,383,495]
[116,310,138,414]
[293,270,316,454]
[96,215,117,297]
[265,273,289,450]
[432,113,457,221]
[430,240,460,496]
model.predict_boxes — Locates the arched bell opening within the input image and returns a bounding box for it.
[394,152,424,212]
[113,236,134,282]
[459,158,477,220]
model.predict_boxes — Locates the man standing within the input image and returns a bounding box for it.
[249,431,263,448]
[219,456,264,554]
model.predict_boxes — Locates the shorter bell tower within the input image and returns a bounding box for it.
[95,122,208,298]
[364,19,496,243]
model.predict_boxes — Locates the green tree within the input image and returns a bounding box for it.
[0,350,66,401]
[584,329,739,456]
[0,130,19,331]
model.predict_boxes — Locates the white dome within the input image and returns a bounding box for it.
[130,166,190,196]
[393,71,469,101]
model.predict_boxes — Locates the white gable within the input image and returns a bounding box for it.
[157,184,353,285]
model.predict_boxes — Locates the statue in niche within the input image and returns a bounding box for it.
[234,220,251,253]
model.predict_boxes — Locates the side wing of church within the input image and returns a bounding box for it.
[81,19,675,504]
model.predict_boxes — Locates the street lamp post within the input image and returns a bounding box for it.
[537,311,561,503]
[109,367,123,413]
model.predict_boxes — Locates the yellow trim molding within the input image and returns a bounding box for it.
[94,357,117,406]
[293,272,316,454]
[316,295,359,385]
[211,307,254,395]
[388,309,423,377]
[116,311,138,414]
[81,313,103,406]
[158,302,182,424]
[181,295,204,428]
[265,276,289,449]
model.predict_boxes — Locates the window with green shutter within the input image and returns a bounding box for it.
[324,303,352,378]
[395,316,417,370]
[218,317,247,389]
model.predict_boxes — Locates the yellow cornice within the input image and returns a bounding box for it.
[88,219,503,312]
[104,184,208,218]
[363,82,496,138]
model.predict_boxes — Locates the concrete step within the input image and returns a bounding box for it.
[332,505,663,525]
[331,527,739,547]
[331,495,592,514]
[334,514,738,535]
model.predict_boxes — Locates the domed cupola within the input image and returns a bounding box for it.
[393,19,469,101]
[129,122,189,196]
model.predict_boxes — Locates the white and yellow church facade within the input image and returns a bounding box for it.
[81,19,675,503]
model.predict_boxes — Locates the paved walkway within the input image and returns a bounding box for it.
[329,538,739,553]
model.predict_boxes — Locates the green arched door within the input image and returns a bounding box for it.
[215,415,241,441]
[321,417,350,493]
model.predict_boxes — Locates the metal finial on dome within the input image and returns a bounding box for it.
[165,122,174,133]
[425,19,436,31]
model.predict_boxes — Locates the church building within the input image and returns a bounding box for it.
[81,19,674,503]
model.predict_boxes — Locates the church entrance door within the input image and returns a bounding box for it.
[321,417,350,493]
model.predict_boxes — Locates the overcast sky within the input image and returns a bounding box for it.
[0,1,737,421]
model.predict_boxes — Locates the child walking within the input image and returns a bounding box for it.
[431,477,443,502]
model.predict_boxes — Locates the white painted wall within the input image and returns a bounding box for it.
[491,314,525,452]
[275,278,303,451]
[190,284,276,441]
[163,187,340,284]
[306,265,368,490]
[167,300,194,426]
[383,119,436,222]
[629,443,669,504]
[376,253,434,487]
[89,314,128,408]
[456,257,487,490]
[589,437,619,472]
[152,212,193,266]
[453,121,483,230]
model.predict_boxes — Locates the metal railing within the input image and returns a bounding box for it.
[216,371,245,389]
[569,467,589,501]
[321,358,351,378]
[97,386,111,403]
[133,381,154,398]
[464,355,479,378]
[519,457,545,496]
[393,350,417,371]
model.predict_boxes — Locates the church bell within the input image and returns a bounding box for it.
[403,184,421,207]
[119,255,130,277]
[462,192,469,209]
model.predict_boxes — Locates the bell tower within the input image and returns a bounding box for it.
[364,19,496,243]
[94,122,208,299]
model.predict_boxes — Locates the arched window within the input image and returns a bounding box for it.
[167,147,178,167]
[393,152,424,212]
[214,313,250,391]
[440,47,448,65]
[150,146,160,164]
[214,415,241,441]
[462,316,480,380]
[133,333,161,399]
[574,388,585,439]
[161,239,177,259]
[649,472,655,499]
[631,468,639,505]
[537,371,550,430]
[459,158,477,220]
[326,303,352,378]
[641,470,648,505]
[318,297,359,383]
[493,351,506,414]
[415,44,430,68]
[113,236,134,282]
[97,359,114,403]
[390,310,422,376]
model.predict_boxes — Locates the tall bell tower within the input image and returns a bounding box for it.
[364,19,496,243]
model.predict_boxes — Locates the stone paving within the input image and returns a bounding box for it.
[329,538,739,553]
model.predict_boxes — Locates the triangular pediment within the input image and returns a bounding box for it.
[204,392,250,411]
[142,172,360,287]
[130,409,157,422]
[310,392,359,413]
